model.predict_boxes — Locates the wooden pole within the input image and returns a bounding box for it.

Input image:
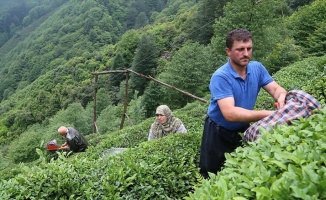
[92,68,208,131]
[125,69,208,103]
[92,69,208,103]
[93,75,98,133]
[120,72,129,129]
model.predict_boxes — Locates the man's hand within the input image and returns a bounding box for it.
[58,145,69,150]
[61,142,68,147]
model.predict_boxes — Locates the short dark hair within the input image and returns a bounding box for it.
[226,29,252,49]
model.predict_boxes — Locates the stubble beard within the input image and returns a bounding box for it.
[234,58,250,67]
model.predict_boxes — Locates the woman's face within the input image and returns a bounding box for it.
[156,114,167,124]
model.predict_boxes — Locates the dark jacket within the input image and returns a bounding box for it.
[66,127,88,152]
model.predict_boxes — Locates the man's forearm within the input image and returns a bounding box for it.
[224,107,274,123]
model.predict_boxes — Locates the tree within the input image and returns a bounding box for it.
[141,81,164,118]
[110,53,127,87]
[211,0,291,60]
[96,104,122,134]
[125,7,139,29]
[158,42,216,109]
[287,0,314,10]
[58,103,92,135]
[286,0,326,57]
[127,92,146,124]
[96,88,112,115]
[262,37,302,74]
[115,29,141,67]
[307,21,326,57]
[135,12,149,29]
[188,0,230,45]
[131,33,158,96]
[7,130,40,163]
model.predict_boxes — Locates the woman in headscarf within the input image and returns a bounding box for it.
[148,105,187,140]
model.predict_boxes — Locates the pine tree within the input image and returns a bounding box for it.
[131,33,158,96]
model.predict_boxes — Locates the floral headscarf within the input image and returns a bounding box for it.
[150,105,182,139]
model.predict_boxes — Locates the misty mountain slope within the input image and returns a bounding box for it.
[0,0,69,51]
[0,10,54,56]
[0,0,200,143]
[0,0,117,100]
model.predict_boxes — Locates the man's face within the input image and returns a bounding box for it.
[226,39,252,67]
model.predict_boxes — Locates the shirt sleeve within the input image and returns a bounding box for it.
[148,124,155,141]
[259,64,274,86]
[210,73,233,101]
[177,124,187,133]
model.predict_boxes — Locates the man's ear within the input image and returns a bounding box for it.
[225,48,231,56]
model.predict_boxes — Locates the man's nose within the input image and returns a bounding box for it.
[243,49,249,56]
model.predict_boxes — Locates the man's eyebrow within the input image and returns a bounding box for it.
[236,47,252,50]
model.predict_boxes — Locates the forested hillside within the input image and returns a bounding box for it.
[0,0,325,199]
[0,0,196,143]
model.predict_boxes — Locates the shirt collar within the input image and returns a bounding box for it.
[66,129,73,140]
[227,59,251,79]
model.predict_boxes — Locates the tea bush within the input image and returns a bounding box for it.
[303,72,326,106]
[0,100,207,199]
[0,131,203,199]
[255,55,326,110]
[1,56,326,199]
[186,106,326,199]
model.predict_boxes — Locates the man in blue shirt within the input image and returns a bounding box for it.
[199,29,287,178]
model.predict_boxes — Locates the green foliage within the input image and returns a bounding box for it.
[57,103,93,135]
[118,132,202,199]
[96,104,124,135]
[0,0,326,198]
[2,101,93,164]
[176,100,208,133]
[287,0,315,10]
[7,130,41,163]
[0,0,149,139]
[0,101,206,199]
[158,42,215,109]
[306,21,326,57]
[0,58,95,143]
[113,29,141,70]
[116,29,140,55]
[96,88,113,115]
[212,0,291,60]
[109,53,127,88]
[0,0,68,47]
[125,94,146,125]
[141,81,165,118]
[263,37,302,74]
[187,0,227,45]
[1,77,326,198]
[135,12,149,29]
[255,56,326,110]
[148,21,179,50]
[302,72,326,106]
[131,33,159,95]
[187,106,326,200]
[95,98,206,150]
[286,0,326,57]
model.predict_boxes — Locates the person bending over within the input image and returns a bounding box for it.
[58,126,88,153]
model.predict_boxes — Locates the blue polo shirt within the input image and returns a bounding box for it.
[207,60,273,131]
